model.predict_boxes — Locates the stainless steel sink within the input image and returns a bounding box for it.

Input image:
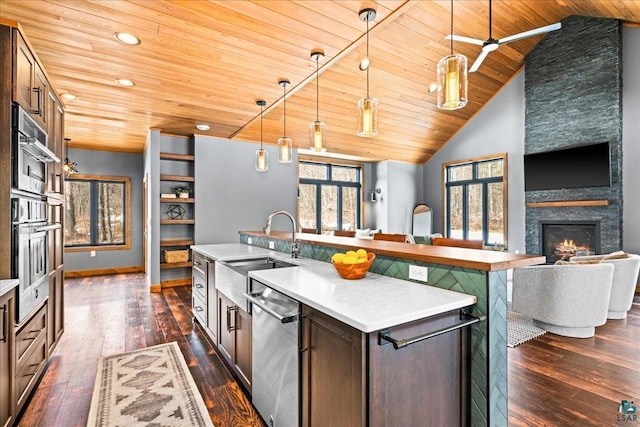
[222,257,297,276]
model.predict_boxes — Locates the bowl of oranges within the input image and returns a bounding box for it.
[331,248,375,280]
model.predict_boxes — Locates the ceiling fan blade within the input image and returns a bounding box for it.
[469,49,490,73]
[445,34,485,46]
[498,22,561,45]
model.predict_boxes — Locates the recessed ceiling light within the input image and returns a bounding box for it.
[60,93,77,101]
[114,32,141,46]
[196,124,210,131]
[115,78,135,87]
[428,83,438,93]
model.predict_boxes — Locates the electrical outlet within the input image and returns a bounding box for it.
[247,237,253,245]
[409,265,428,282]
[90,250,96,257]
[268,241,275,249]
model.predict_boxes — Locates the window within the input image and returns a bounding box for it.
[64,175,131,250]
[298,161,362,235]
[443,154,507,247]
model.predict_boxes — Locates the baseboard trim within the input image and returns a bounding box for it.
[161,278,192,288]
[64,266,145,278]
[150,283,162,293]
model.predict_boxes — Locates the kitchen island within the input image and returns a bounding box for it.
[192,243,479,426]
[237,231,546,427]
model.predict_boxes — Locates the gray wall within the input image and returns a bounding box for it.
[423,24,639,255]
[194,136,298,243]
[64,148,144,271]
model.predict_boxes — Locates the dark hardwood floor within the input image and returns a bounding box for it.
[15,274,640,426]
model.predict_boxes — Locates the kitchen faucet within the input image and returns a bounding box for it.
[263,210,299,258]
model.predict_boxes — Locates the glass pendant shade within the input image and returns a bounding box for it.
[309,121,326,152]
[437,54,468,110]
[278,137,292,163]
[357,97,379,137]
[255,148,268,172]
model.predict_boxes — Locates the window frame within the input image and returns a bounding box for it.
[298,160,363,234]
[64,174,132,252]
[441,153,508,248]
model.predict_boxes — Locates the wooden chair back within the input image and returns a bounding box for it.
[333,230,356,237]
[373,233,407,242]
[431,237,484,249]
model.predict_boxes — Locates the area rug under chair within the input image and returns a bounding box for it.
[87,341,214,427]
[507,303,547,348]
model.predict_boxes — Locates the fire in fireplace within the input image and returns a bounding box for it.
[540,221,600,263]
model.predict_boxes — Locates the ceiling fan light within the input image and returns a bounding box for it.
[357,97,379,137]
[437,54,468,110]
[482,41,500,52]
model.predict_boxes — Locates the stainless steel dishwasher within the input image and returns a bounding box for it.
[244,279,299,427]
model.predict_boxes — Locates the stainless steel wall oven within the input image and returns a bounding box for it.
[12,103,59,196]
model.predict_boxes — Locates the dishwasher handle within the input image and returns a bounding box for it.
[243,292,298,324]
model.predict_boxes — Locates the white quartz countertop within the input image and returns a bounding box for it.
[0,278,19,298]
[191,243,476,333]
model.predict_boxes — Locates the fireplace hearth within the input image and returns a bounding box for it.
[540,221,600,264]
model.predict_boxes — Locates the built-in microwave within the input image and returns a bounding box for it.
[12,104,60,196]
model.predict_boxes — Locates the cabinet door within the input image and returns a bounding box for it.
[32,62,47,128]
[0,292,15,427]
[234,307,252,393]
[15,31,35,111]
[217,293,235,367]
[300,305,366,427]
[47,268,64,355]
[46,92,64,196]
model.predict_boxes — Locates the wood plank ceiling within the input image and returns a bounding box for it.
[1,1,639,164]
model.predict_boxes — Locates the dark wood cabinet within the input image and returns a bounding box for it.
[47,199,64,356]
[46,90,64,196]
[15,31,47,129]
[0,290,15,427]
[301,305,468,427]
[217,292,252,393]
[15,304,47,415]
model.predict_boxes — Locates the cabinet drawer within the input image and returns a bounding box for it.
[16,304,47,367]
[15,330,47,412]
[192,292,207,326]
[192,251,207,277]
[192,270,207,301]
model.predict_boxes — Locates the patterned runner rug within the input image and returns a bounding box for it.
[507,303,547,348]
[87,341,214,427]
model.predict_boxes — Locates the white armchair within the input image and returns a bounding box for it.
[570,253,640,319]
[512,263,615,338]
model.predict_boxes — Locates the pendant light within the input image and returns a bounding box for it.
[63,138,78,177]
[255,99,268,172]
[309,49,326,152]
[357,8,379,137]
[437,0,468,110]
[278,79,292,163]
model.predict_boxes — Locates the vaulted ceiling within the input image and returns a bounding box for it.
[1,1,639,164]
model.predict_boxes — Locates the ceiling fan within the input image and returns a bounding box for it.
[446,0,561,73]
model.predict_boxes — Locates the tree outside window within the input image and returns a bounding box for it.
[444,155,507,248]
[298,161,362,235]
[65,175,130,249]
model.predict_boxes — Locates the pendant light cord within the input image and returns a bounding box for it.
[260,103,264,150]
[283,84,287,138]
[450,0,454,55]
[315,58,319,122]
[366,17,370,98]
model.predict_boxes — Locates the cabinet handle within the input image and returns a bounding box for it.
[194,306,204,312]
[194,282,204,289]
[32,87,43,115]
[379,311,484,350]
[226,306,237,332]
[1,304,7,343]
[193,261,201,267]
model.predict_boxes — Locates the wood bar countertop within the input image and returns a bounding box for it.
[241,231,546,272]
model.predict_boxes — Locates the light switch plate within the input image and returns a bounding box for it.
[409,265,428,282]
[247,237,253,245]
[268,241,275,249]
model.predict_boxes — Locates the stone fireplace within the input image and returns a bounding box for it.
[540,221,600,263]
[523,16,623,256]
